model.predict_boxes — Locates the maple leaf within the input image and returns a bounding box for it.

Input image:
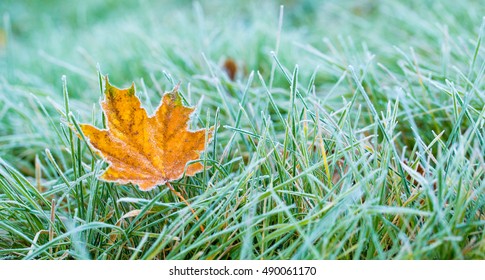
[80,77,213,191]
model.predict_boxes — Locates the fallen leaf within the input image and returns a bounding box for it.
[222,58,238,81]
[81,77,213,191]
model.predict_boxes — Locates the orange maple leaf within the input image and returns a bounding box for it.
[80,77,213,191]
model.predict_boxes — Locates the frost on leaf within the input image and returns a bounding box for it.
[80,77,213,191]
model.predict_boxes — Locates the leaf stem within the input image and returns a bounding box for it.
[166,182,204,232]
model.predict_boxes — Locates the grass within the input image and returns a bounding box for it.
[0,0,484,260]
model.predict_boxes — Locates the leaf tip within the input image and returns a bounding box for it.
[166,85,184,106]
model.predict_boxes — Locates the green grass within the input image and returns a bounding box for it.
[0,0,484,260]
